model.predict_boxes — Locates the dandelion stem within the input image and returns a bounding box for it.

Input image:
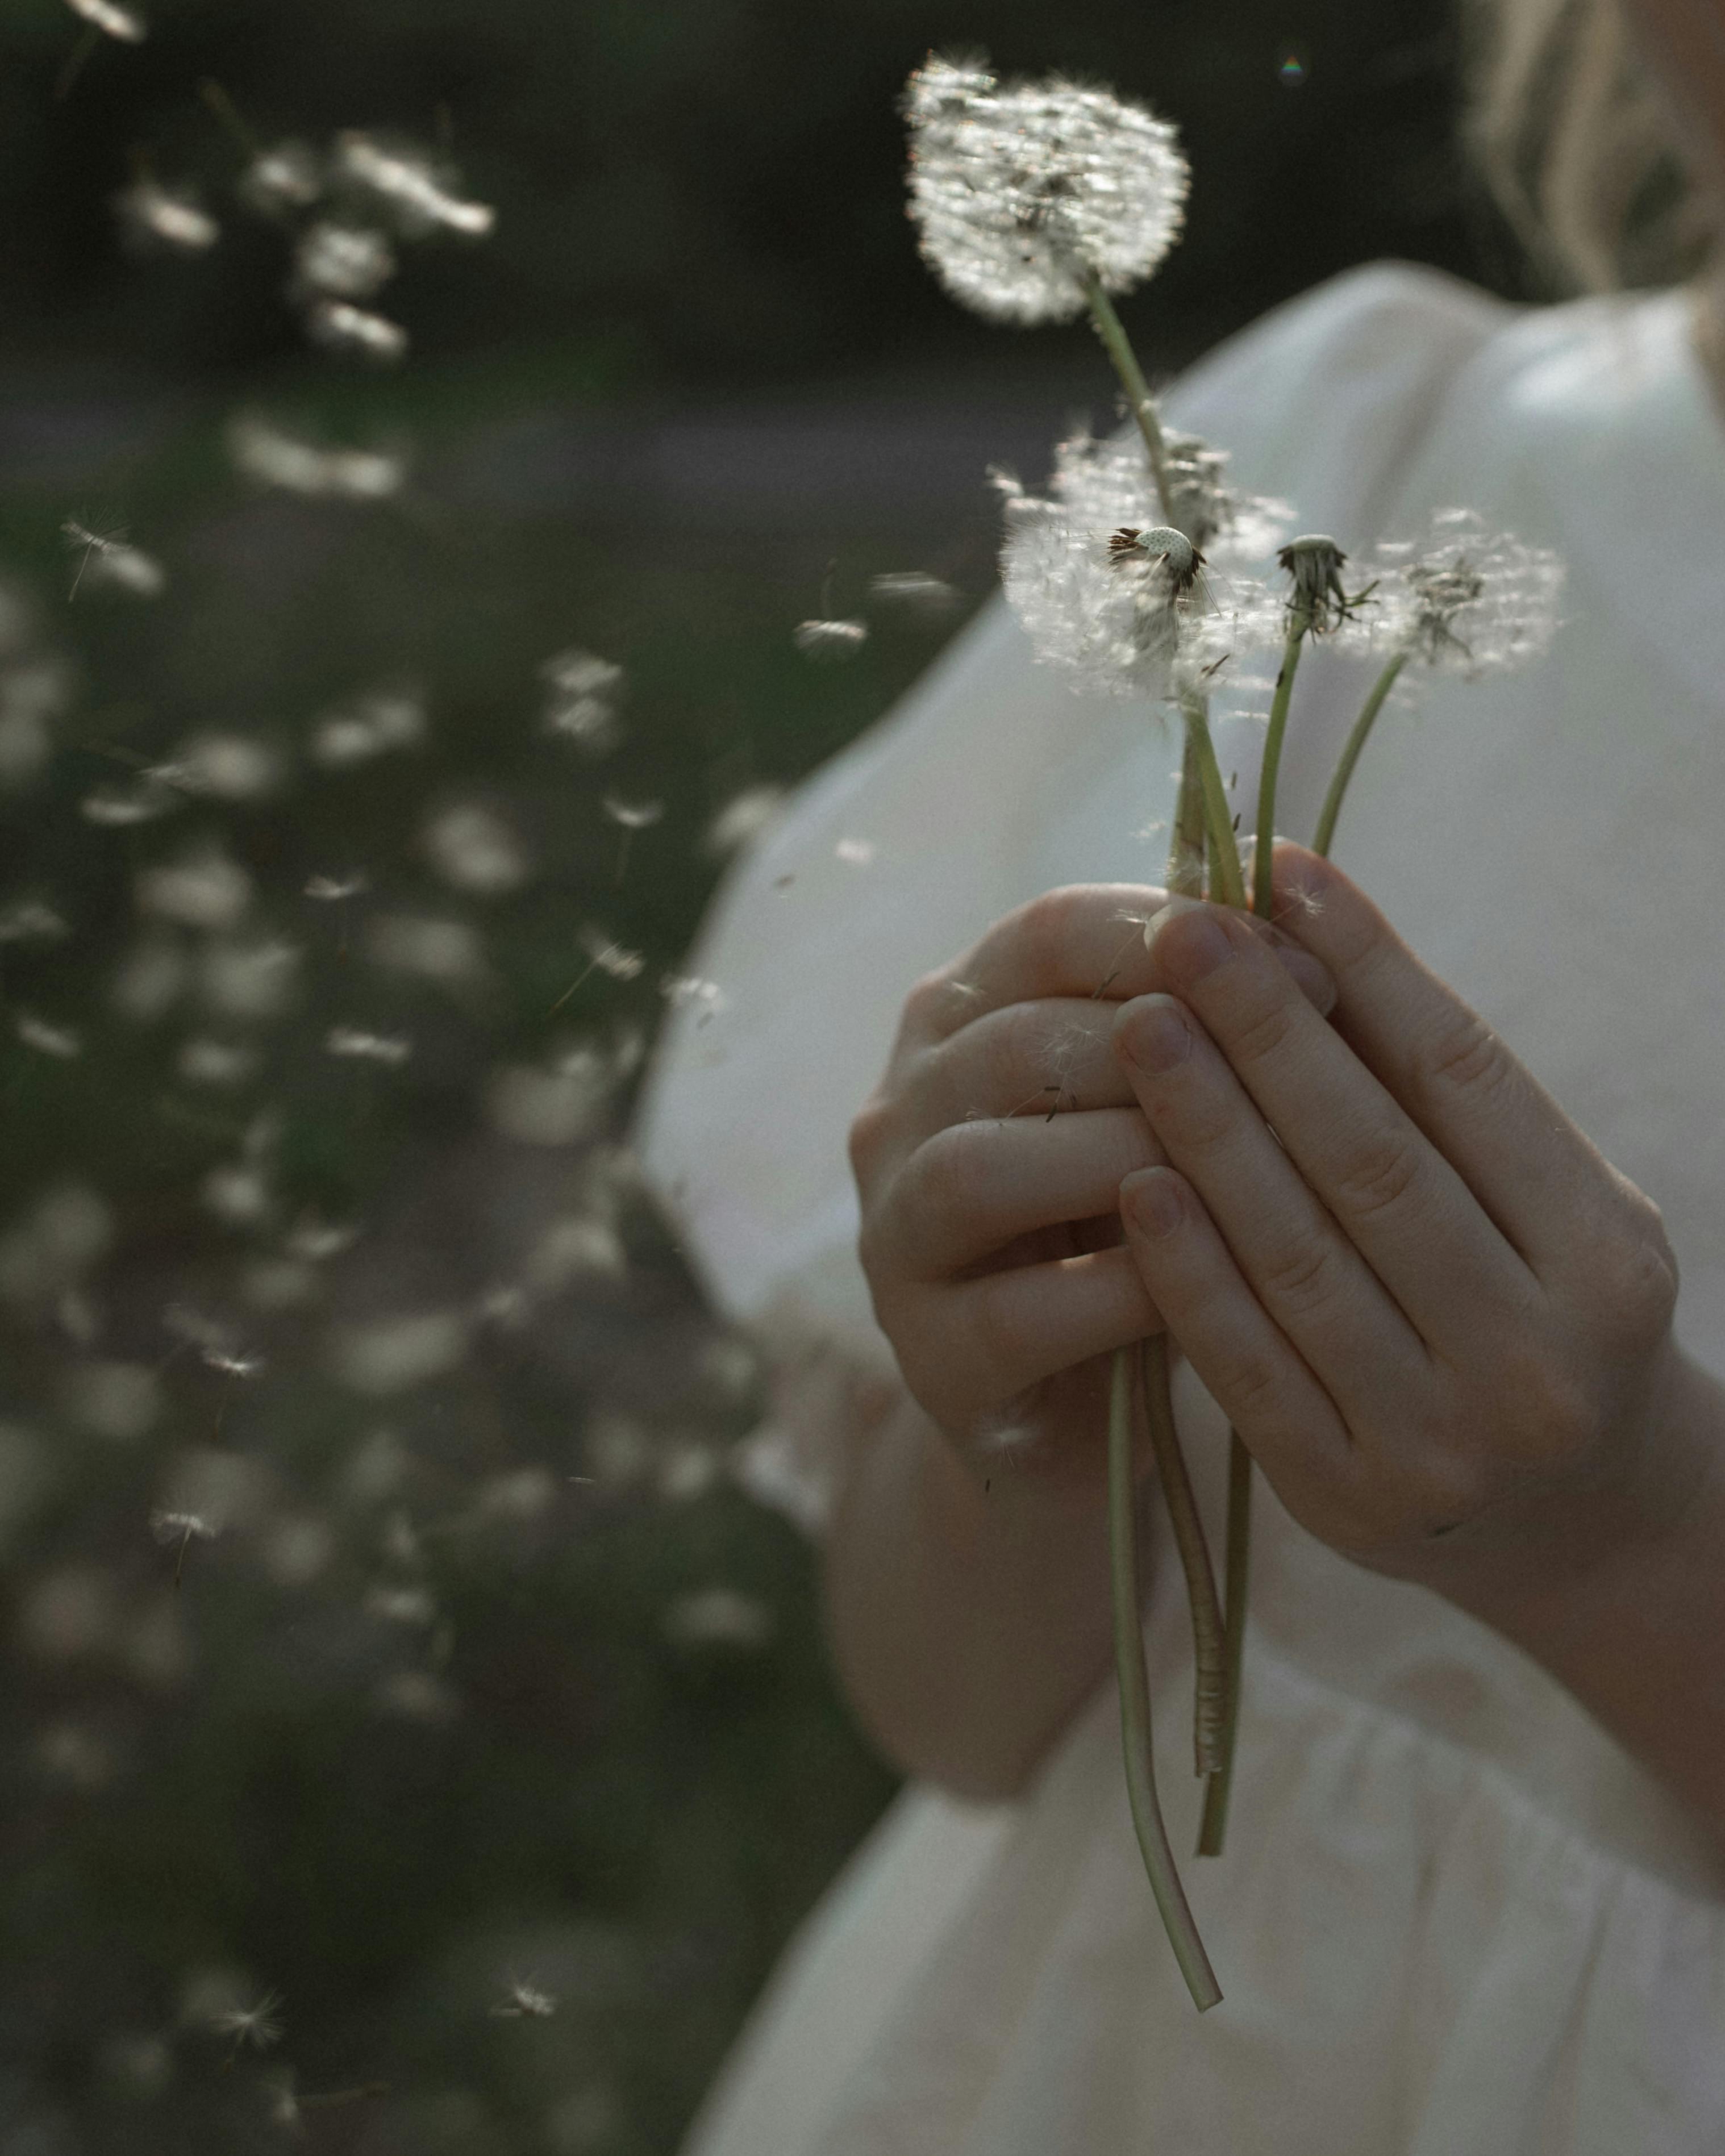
[1169,729,1207,899]
[1108,1346,1222,2010]
[1140,1336,1226,1776]
[1253,611,1310,919]
[1080,271,1177,527]
[1181,694,1247,911]
[1313,649,1407,860]
[1197,1429,1255,1856]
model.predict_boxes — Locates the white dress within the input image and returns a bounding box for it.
[635,261,1725,2153]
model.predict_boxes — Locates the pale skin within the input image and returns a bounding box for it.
[827,0,1725,1820]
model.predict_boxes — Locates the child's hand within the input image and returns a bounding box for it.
[1114,841,1694,1596]
[849,883,1340,1494]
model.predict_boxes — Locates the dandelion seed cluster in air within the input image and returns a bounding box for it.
[1370,510,1565,677]
[903,56,1190,325]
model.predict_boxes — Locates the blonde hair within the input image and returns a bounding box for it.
[1463,0,1718,292]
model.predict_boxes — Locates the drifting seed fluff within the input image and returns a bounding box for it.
[422,802,529,894]
[239,140,322,217]
[113,180,218,255]
[306,300,409,365]
[868,570,961,615]
[293,222,397,302]
[66,0,145,41]
[1369,510,1565,677]
[63,521,165,599]
[541,647,624,755]
[330,132,497,239]
[311,687,425,767]
[903,56,1189,325]
[996,433,1280,698]
[227,414,405,500]
[793,618,868,660]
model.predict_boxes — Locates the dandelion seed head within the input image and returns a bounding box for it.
[306,299,409,365]
[793,618,868,659]
[65,0,145,40]
[1369,511,1565,676]
[293,221,397,301]
[903,56,1189,325]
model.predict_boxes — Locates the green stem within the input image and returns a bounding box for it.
[1197,1429,1255,1857]
[1182,695,1247,912]
[1081,270,1176,527]
[1108,1347,1222,2011]
[1168,729,1206,900]
[1253,612,1310,919]
[1313,650,1407,860]
[1140,1337,1226,1776]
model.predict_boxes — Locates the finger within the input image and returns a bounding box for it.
[901,882,1338,1049]
[1114,992,1428,1424]
[894,1245,1162,1427]
[1138,893,1535,1352]
[1118,1166,1351,1505]
[1266,843,1625,1277]
[915,996,1134,1133]
[880,1106,1166,1278]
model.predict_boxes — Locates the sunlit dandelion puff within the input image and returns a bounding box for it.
[149,1508,217,1588]
[601,795,663,883]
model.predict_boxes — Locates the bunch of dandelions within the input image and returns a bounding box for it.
[901,51,1564,2018]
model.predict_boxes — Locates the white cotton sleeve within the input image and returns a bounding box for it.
[631,259,1513,1534]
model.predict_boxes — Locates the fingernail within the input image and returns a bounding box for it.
[1122,1167,1184,1238]
[1118,994,1190,1074]
[1143,898,1232,984]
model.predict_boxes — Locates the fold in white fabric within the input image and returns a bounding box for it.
[636,261,1725,2151]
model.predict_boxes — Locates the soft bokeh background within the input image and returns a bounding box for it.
[0,4,1532,2150]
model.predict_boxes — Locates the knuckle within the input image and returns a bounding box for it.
[847,1095,893,1186]
[964,1269,1025,1386]
[906,1123,988,1228]
[1587,1201,1680,1349]
[1332,1128,1423,1221]
[1256,1233,1346,1321]
[901,965,966,1037]
[1422,1012,1513,1103]
[1225,992,1299,1069]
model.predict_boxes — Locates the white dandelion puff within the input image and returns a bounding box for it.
[490,1976,556,2020]
[793,618,867,660]
[65,0,145,41]
[1368,510,1565,677]
[306,299,409,365]
[209,1990,284,2054]
[113,179,218,255]
[227,414,406,501]
[903,56,1189,326]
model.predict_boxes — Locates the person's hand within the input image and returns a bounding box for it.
[848,883,1340,1495]
[1112,841,1698,1598]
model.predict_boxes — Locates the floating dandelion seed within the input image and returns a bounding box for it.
[903,56,1189,325]
[113,178,218,255]
[81,779,177,825]
[490,1977,556,2020]
[366,914,485,988]
[422,803,528,895]
[793,618,868,660]
[210,1990,284,2055]
[62,520,165,600]
[178,1037,259,1087]
[704,783,785,858]
[286,1215,360,1262]
[200,1346,264,1378]
[662,1586,776,1652]
[326,1026,411,1065]
[149,1508,216,1587]
[330,131,497,237]
[65,0,145,40]
[0,902,69,945]
[868,570,961,614]
[153,733,281,800]
[16,1014,81,1059]
[306,299,409,364]
[835,837,876,866]
[239,139,322,215]
[661,974,724,1019]
[1369,511,1565,676]
[549,927,644,1012]
[602,795,663,882]
[304,871,369,901]
[227,414,405,500]
[311,687,425,767]
[541,647,624,754]
[293,221,396,301]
